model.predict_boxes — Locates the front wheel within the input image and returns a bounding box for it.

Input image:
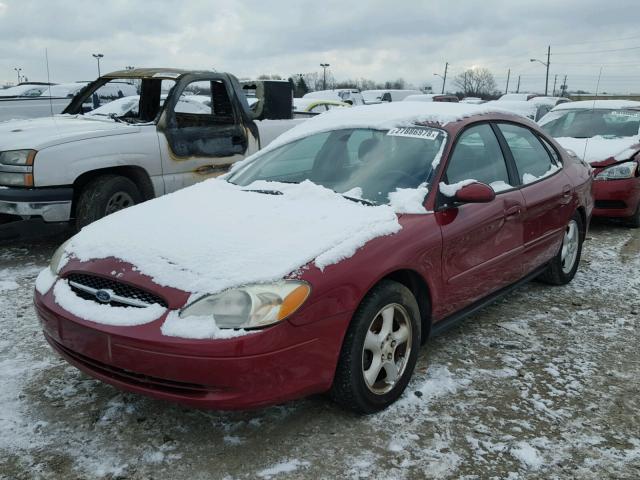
[626,202,640,228]
[331,280,421,414]
[75,175,142,230]
[539,212,583,285]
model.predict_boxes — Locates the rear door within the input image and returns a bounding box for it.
[494,123,573,272]
[158,75,258,192]
[436,123,525,317]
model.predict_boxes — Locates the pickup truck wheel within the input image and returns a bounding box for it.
[76,175,142,230]
[330,280,421,414]
[539,212,583,285]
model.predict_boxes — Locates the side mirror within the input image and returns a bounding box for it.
[455,182,496,203]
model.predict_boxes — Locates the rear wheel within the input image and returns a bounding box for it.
[539,212,583,285]
[75,175,142,230]
[331,280,421,414]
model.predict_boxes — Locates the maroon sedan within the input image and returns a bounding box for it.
[34,103,593,413]
[539,100,640,227]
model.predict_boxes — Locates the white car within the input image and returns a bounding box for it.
[303,89,365,106]
[0,84,50,98]
[403,94,459,103]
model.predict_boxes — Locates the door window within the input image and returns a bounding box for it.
[445,124,511,191]
[497,123,557,184]
[174,80,235,126]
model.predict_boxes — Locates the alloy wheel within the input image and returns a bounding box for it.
[105,191,134,215]
[561,219,579,274]
[361,303,413,395]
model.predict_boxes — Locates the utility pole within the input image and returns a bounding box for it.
[560,75,568,97]
[320,63,330,90]
[92,53,104,77]
[14,67,22,84]
[441,62,448,94]
[530,46,551,96]
[516,75,521,93]
[505,68,511,94]
[545,45,550,96]
[552,74,558,96]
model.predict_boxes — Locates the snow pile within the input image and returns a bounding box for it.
[555,136,640,163]
[387,184,428,213]
[257,459,310,478]
[439,179,477,197]
[161,311,253,339]
[63,179,401,295]
[510,442,544,470]
[52,280,166,326]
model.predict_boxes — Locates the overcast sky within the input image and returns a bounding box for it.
[1,0,639,94]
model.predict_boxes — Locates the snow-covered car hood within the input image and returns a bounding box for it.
[555,136,640,165]
[60,179,403,296]
[0,115,140,151]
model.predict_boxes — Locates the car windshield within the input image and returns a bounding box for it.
[228,127,447,204]
[540,108,640,138]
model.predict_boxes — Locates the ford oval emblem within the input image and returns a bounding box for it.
[95,289,112,303]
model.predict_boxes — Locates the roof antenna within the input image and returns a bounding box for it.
[582,67,603,161]
[45,48,54,117]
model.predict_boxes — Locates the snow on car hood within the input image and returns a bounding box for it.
[0,115,139,151]
[555,135,640,164]
[61,179,402,296]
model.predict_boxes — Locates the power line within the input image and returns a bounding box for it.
[553,45,640,55]
[554,33,640,48]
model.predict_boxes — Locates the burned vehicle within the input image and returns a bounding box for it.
[0,68,298,238]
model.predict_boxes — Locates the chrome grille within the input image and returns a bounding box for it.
[66,273,168,308]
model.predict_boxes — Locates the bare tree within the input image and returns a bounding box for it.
[454,68,496,97]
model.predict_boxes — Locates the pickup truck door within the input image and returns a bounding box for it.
[157,75,259,193]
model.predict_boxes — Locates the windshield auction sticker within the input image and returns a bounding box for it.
[387,127,440,140]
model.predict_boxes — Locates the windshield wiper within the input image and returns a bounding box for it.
[342,195,376,206]
[241,189,283,196]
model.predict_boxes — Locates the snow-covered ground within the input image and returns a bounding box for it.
[1,223,639,479]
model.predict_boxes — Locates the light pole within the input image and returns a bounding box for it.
[92,53,104,77]
[14,67,22,84]
[320,63,330,90]
[530,46,550,95]
[433,62,448,94]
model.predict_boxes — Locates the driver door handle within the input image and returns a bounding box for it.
[505,205,522,219]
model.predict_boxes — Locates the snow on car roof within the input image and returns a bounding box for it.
[553,100,640,111]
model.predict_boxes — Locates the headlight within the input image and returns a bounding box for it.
[595,161,638,180]
[179,281,311,329]
[0,149,36,187]
[0,149,36,166]
[49,239,71,274]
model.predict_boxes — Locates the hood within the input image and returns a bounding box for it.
[61,180,402,296]
[0,115,140,151]
[555,135,640,165]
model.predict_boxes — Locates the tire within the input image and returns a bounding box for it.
[539,211,583,285]
[330,280,421,414]
[75,175,142,230]
[626,202,640,228]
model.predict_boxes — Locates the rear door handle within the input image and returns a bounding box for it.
[561,185,572,204]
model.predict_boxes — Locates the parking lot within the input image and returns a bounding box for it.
[0,221,637,480]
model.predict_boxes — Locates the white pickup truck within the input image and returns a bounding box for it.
[0,68,300,238]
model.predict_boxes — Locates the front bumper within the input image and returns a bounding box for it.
[0,186,73,222]
[35,287,348,410]
[592,177,640,218]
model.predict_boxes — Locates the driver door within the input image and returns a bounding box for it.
[436,123,526,318]
[158,76,257,192]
